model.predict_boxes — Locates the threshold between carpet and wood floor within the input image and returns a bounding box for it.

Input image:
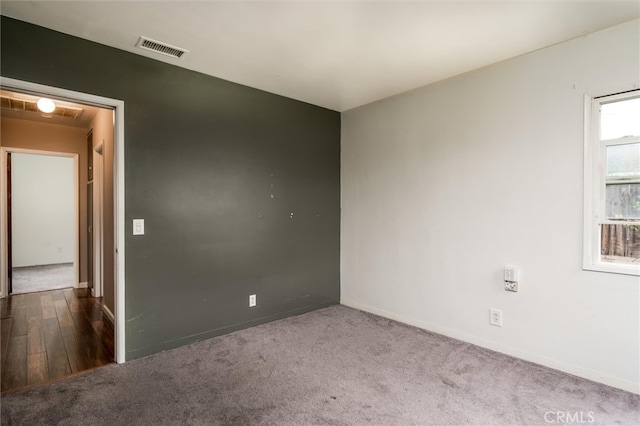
[1,305,638,425]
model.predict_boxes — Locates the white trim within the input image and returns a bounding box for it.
[77,281,88,289]
[1,77,126,364]
[583,94,596,272]
[341,298,640,394]
[587,83,640,100]
[102,304,115,324]
[92,143,104,299]
[601,136,640,147]
[115,94,126,364]
[1,152,5,298]
[582,87,640,277]
[0,148,80,296]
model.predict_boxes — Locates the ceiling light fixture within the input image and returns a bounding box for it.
[37,98,56,113]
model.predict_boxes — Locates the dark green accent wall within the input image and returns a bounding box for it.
[1,17,340,359]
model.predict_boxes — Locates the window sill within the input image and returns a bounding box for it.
[583,262,640,276]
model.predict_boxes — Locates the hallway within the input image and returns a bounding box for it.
[1,288,114,393]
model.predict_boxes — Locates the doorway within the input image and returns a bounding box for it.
[1,126,113,392]
[0,77,125,364]
[9,151,78,295]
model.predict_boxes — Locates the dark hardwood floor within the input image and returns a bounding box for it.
[1,288,114,393]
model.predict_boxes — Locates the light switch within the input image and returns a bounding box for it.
[133,219,144,235]
[504,266,518,282]
[504,266,519,292]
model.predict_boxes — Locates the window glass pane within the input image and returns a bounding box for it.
[601,97,640,140]
[606,143,640,179]
[605,183,640,219]
[601,224,640,264]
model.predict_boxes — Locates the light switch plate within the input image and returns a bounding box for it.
[504,266,518,282]
[133,219,144,235]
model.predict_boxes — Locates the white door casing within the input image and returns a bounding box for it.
[0,76,126,363]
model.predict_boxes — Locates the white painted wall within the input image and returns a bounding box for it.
[341,20,640,393]
[12,153,75,267]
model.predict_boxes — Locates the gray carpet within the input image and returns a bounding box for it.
[11,263,74,294]
[1,305,638,425]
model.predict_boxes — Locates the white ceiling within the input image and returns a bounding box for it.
[1,1,638,112]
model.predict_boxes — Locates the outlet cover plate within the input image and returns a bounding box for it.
[490,308,503,327]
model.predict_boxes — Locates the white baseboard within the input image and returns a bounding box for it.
[102,304,115,324]
[340,297,640,395]
[76,281,88,289]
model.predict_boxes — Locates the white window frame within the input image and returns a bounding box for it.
[583,88,640,276]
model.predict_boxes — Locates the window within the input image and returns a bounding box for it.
[584,89,640,275]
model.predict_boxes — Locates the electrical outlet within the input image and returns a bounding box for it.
[249,294,256,307]
[490,308,502,327]
[505,281,519,292]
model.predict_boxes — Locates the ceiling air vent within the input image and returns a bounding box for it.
[136,36,188,59]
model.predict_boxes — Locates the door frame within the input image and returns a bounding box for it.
[0,76,126,363]
[1,149,80,292]
[92,140,104,299]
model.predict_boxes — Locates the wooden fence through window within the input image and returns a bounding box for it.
[601,224,640,260]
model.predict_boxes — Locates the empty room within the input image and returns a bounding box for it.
[0,1,638,425]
